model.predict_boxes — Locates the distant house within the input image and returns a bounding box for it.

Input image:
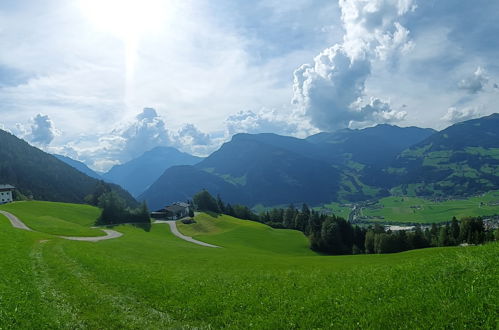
[0,184,15,204]
[151,202,191,220]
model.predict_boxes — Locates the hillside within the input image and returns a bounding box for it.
[54,154,102,179]
[307,124,436,167]
[374,113,499,196]
[0,203,496,328]
[140,125,435,208]
[140,134,341,209]
[103,146,202,196]
[138,165,241,210]
[0,129,136,205]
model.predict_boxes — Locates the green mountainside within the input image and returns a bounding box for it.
[369,113,499,197]
[0,129,136,206]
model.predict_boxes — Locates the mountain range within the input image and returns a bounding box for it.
[3,113,498,211]
[101,146,202,196]
[139,114,499,210]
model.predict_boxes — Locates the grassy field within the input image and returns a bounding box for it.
[362,191,499,223]
[0,201,104,237]
[319,202,352,219]
[1,205,498,328]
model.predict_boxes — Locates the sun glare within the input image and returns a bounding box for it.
[79,0,167,41]
[79,0,169,110]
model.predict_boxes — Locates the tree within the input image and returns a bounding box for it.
[364,230,375,254]
[353,226,366,253]
[216,194,226,214]
[438,225,450,247]
[225,203,235,217]
[97,191,127,224]
[430,223,439,246]
[411,225,428,249]
[396,230,410,251]
[193,190,220,213]
[283,204,296,228]
[450,216,460,244]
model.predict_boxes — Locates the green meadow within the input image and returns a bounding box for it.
[0,201,498,328]
[362,190,499,223]
[0,201,104,237]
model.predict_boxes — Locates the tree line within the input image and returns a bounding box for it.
[86,181,150,225]
[192,190,499,255]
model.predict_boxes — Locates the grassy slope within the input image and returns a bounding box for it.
[362,190,499,223]
[178,213,315,255]
[0,208,498,328]
[0,201,104,237]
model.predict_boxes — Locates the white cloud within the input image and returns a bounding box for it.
[458,67,489,94]
[16,113,59,146]
[225,108,312,137]
[293,0,413,131]
[354,97,407,126]
[442,106,482,124]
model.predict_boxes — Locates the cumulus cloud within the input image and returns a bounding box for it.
[225,109,309,136]
[175,124,211,146]
[458,67,489,94]
[62,108,221,171]
[170,123,220,156]
[442,106,482,124]
[116,108,172,160]
[358,97,407,122]
[59,108,173,171]
[293,0,415,131]
[15,113,59,146]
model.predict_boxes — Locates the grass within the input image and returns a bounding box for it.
[178,213,314,255]
[318,202,352,219]
[362,191,499,223]
[0,201,104,237]
[1,205,498,328]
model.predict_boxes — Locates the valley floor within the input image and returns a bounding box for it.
[0,202,498,329]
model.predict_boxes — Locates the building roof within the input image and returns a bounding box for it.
[0,184,15,190]
[165,204,188,213]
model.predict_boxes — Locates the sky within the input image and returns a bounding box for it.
[1,0,498,171]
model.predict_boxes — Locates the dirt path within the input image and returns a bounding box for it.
[0,210,122,242]
[154,220,220,248]
[0,210,33,231]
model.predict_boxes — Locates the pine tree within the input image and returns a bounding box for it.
[193,190,220,213]
[216,194,226,214]
[450,216,460,244]
[283,204,296,228]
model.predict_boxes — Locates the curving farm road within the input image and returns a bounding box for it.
[0,210,122,242]
[154,220,220,248]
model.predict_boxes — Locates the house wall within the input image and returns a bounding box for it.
[0,190,13,204]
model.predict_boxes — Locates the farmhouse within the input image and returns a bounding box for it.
[0,184,15,204]
[151,202,191,220]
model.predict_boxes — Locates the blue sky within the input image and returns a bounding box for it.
[0,0,498,170]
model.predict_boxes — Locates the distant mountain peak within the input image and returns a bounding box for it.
[103,146,202,197]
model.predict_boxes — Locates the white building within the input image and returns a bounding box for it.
[0,184,15,204]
